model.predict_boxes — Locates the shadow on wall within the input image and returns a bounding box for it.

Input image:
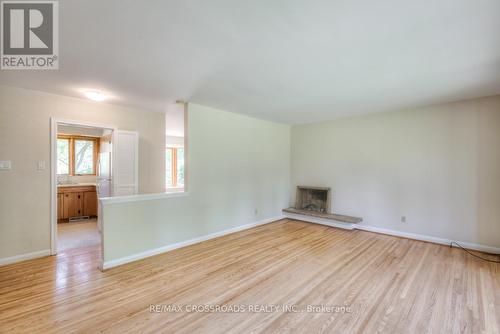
[476,104,500,247]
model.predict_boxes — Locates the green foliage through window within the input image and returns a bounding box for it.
[57,139,69,175]
[74,140,94,174]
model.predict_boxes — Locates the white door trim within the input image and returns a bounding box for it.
[50,118,117,256]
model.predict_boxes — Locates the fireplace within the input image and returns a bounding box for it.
[295,186,331,214]
[283,186,362,224]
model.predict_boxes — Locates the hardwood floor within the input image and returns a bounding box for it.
[57,219,100,251]
[0,219,499,333]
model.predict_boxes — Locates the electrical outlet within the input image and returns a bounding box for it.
[401,216,406,223]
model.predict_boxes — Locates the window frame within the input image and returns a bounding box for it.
[57,134,99,176]
[166,146,184,188]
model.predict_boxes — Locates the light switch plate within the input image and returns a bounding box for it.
[37,160,46,171]
[0,160,12,170]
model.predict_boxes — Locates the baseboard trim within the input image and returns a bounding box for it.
[101,215,286,270]
[0,249,51,266]
[356,225,500,254]
[283,212,356,230]
[282,214,499,254]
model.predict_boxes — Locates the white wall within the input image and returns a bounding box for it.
[58,124,104,137]
[291,96,500,248]
[165,103,185,137]
[0,86,165,261]
[102,103,290,264]
[166,135,184,147]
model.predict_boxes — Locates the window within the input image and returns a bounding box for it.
[166,148,173,186]
[57,135,98,175]
[166,147,184,188]
[74,139,95,174]
[57,138,70,175]
[176,148,184,186]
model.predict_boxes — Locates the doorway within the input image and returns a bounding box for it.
[50,119,116,255]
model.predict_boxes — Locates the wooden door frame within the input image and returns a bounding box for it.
[50,118,117,261]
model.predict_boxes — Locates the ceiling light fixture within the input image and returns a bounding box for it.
[84,90,107,102]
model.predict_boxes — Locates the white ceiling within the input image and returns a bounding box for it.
[1,0,499,124]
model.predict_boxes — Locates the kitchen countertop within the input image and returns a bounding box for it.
[57,183,96,188]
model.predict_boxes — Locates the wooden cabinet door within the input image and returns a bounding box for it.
[75,192,84,217]
[57,194,64,220]
[83,191,98,216]
[62,193,72,219]
[63,193,83,218]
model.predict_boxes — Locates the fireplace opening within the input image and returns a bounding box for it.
[284,186,362,224]
[295,186,331,214]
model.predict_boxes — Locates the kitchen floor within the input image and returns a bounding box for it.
[57,219,101,251]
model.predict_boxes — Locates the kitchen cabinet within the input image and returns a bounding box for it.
[57,186,98,221]
[57,193,64,219]
[83,191,98,216]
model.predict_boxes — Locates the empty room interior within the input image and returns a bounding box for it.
[0,1,499,333]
